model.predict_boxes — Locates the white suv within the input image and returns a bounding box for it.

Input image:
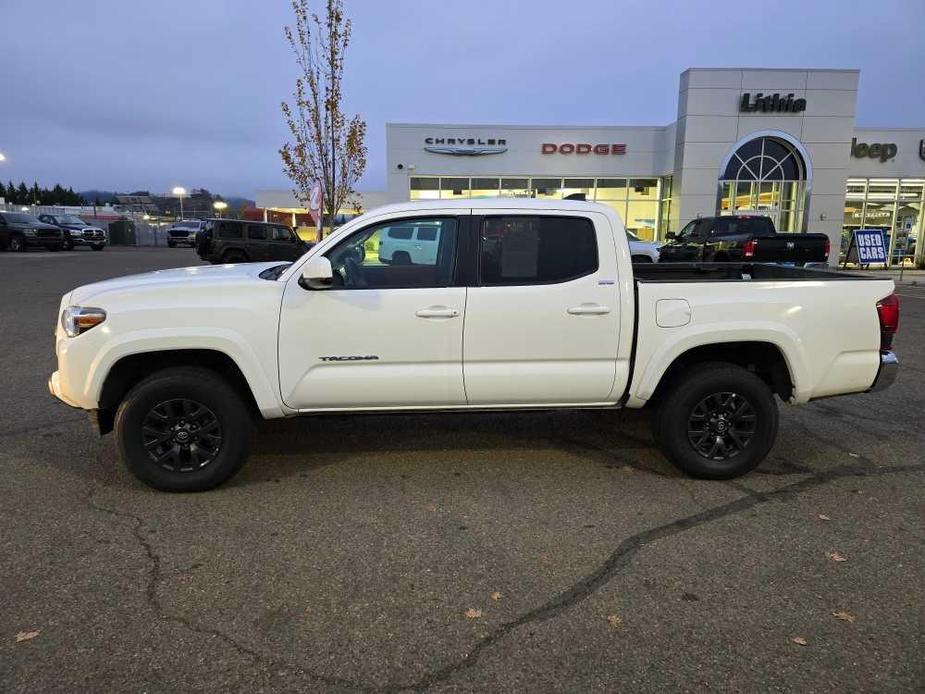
[377,222,443,264]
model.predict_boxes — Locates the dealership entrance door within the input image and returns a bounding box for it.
[718,136,808,232]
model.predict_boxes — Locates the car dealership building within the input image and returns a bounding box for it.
[384,68,925,264]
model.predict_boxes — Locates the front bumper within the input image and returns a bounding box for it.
[869,351,898,392]
[48,370,80,408]
[26,236,63,248]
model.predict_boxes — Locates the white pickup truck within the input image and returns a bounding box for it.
[49,200,900,492]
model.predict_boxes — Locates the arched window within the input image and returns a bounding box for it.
[719,136,808,232]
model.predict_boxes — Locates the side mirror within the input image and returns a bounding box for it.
[300,255,334,290]
[665,231,677,240]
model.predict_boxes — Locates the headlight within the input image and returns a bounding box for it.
[24,229,36,236]
[61,306,107,337]
[70,229,82,235]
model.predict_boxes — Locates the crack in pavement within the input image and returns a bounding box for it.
[83,488,363,692]
[79,449,925,693]
[389,460,925,692]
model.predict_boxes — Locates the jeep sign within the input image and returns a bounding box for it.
[851,137,898,162]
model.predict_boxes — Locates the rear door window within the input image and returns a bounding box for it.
[712,217,775,236]
[247,224,267,240]
[479,216,598,285]
[218,221,243,239]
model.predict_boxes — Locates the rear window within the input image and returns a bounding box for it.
[417,227,438,242]
[218,221,243,239]
[712,216,775,236]
[480,216,598,285]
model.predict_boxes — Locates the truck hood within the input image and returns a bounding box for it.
[69,261,287,304]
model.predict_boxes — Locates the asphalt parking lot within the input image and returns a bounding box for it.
[1,247,923,692]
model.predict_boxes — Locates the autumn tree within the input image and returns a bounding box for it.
[280,0,367,241]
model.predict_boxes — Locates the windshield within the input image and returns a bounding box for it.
[58,215,86,225]
[625,230,641,242]
[175,221,200,229]
[3,213,41,224]
[258,263,292,281]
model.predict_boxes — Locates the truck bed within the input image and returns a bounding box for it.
[632,262,876,283]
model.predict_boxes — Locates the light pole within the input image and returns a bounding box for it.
[212,200,228,218]
[172,186,186,220]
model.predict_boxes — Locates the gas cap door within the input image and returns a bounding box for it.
[656,299,692,328]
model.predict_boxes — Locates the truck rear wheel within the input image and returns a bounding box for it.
[114,367,254,492]
[652,363,778,479]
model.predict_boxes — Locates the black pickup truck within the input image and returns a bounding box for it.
[658,215,829,265]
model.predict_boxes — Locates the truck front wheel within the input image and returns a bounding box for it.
[652,363,778,479]
[114,367,254,492]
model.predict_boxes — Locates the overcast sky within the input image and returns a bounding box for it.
[3,0,924,198]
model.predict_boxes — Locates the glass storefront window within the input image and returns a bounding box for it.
[840,178,925,266]
[410,175,672,238]
[500,178,531,198]
[625,200,659,241]
[439,177,469,199]
[595,178,627,201]
[531,178,562,199]
[470,178,501,198]
[629,179,659,200]
[561,178,593,200]
[409,177,439,200]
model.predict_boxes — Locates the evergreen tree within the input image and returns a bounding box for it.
[0,181,5,201]
[17,182,29,204]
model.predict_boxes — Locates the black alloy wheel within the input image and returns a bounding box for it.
[9,236,24,252]
[686,391,756,461]
[652,363,778,479]
[141,398,223,472]
[114,366,254,491]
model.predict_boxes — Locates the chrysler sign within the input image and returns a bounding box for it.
[424,137,507,156]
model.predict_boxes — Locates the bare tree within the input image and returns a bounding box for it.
[280,0,367,241]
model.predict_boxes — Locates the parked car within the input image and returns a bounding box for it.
[627,230,661,263]
[38,213,107,251]
[659,215,829,265]
[0,212,64,251]
[377,221,443,264]
[49,199,899,492]
[166,220,205,248]
[195,219,310,264]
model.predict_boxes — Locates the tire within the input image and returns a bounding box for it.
[91,244,104,251]
[652,362,778,479]
[48,245,60,252]
[114,367,254,492]
[392,251,411,265]
[167,241,176,248]
[63,239,74,250]
[9,236,25,252]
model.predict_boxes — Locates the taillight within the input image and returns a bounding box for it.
[876,293,900,351]
[743,239,756,258]
[823,237,830,257]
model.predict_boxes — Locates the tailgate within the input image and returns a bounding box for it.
[751,234,828,265]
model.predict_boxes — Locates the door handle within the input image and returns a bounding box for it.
[416,306,459,319]
[567,303,611,316]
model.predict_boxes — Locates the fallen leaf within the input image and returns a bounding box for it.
[464,608,482,619]
[607,614,623,629]
[15,630,39,643]
[826,551,848,562]
[791,636,808,646]
[490,591,502,601]
[832,610,856,623]
[818,514,832,521]
[848,452,860,458]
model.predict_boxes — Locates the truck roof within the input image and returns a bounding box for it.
[367,198,614,216]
